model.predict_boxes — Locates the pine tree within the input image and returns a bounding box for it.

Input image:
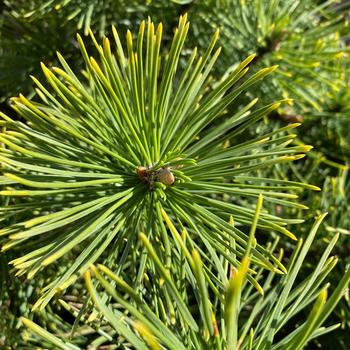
[1,1,350,349]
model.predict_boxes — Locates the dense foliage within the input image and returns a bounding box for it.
[1,1,349,349]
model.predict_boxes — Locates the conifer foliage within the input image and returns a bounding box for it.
[1,1,350,349]
[1,15,313,310]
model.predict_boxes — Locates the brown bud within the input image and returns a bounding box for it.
[136,166,147,178]
[157,168,175,186]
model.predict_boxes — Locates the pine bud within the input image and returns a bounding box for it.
[157,168,175,186]
[136,166,147,178]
